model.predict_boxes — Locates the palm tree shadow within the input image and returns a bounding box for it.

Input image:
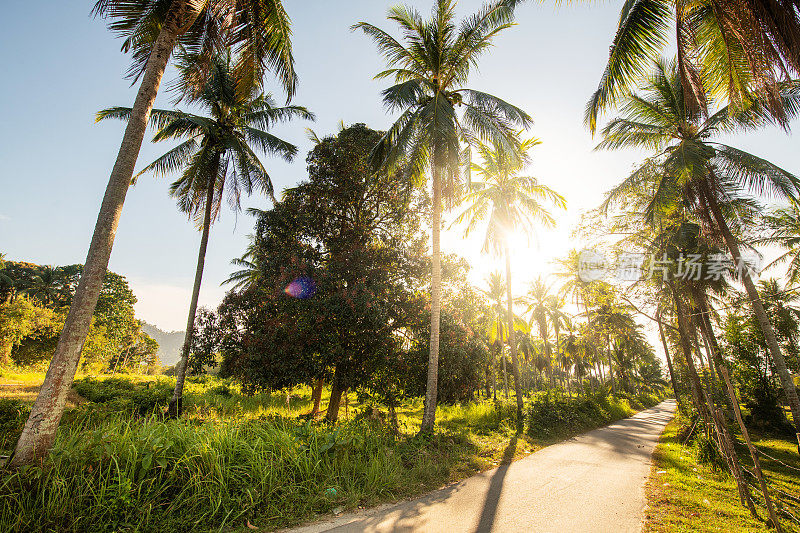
[475,435,518,533]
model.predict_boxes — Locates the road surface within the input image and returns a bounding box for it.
[284,399,676,533]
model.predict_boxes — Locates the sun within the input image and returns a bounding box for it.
[441,212,577,297]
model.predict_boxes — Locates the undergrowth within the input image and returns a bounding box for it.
[0,374,666,532]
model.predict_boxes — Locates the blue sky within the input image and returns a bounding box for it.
[1,1,797,331]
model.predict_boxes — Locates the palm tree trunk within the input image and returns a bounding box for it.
[420,160,442,434]
[9,3,193,467]
[606,333,617,396]
[690,314,717,424]
[504,246,524,422]
[501,354,509,399]
[702,183,800,433]
[656,309,681,402]
[719,364,784,530]
[672,285,711,423]
[694,293,735,414]
[169,165,217,418]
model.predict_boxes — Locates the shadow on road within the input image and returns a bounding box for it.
[475,435,518,533]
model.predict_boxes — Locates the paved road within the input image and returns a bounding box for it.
[284,399,676,533]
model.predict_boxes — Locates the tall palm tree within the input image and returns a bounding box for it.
[598,58,800,427]
[482,272,511,398]
[525,277,556,388]
[761,202,800,284]
[586,0,800,132]
[12,0,297,467]
[545,294,570,387]
[589,292,636,396]
[98,55,312,416]
[454,138,564,420]
[354,0,530,433]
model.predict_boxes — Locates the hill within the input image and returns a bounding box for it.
[140,322,184,366]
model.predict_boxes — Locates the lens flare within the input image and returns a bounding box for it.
[284,276,317,299]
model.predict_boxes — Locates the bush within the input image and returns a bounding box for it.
[73,378,172,416]
[527,390,662,441]
[0,399,30,452]
[694,432,726,470]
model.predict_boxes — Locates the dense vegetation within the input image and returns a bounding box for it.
[0,260,158,373]
[4,0,800,531]
[0,374,664,531]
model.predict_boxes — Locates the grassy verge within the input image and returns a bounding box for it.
[644,418,800,533]
[0,374,665,532]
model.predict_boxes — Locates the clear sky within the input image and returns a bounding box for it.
[1,1,797,333]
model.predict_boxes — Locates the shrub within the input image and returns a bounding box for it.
[0,399,30,452]
[73,378,172,416]
[527,390,661,441]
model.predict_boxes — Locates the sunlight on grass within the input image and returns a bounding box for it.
[645,419,800,533]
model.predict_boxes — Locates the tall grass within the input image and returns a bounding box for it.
[0,373,666,532]
[0,416,410,532]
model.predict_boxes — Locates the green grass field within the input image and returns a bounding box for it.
[0,372,664,532]
[645,417,800,533]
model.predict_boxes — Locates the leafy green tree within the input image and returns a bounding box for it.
[0,299,57,367]
[597,58,800,427]
[454,137,565,420]
[219,124,427,422]
[354,0,529,433]
[99,53,312,416]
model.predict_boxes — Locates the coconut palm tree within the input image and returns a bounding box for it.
[524,278,556,387]
[22,266,66,308]
[224,245,261,292]
[98,54,312,416]
[454,137,564,420]
[761,202,800,284]
[545,294,570,388]
[586,0,800,132]
[353,0,530,433]
[482,272,511,398]
[12,0,297,467]
[597,58,800,428]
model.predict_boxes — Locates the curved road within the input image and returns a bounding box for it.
[284,399,676,533]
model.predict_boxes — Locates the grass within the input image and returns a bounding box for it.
[645,417,800,533]
[0,372,666,532]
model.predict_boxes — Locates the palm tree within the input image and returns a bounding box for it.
[12,0,297,467]
[98,55,312,416]
[454,138,564,420]
[586,0,800,132]
[589,292,636,397]
[758,278,800,372]
[761,202,800,284]
[598,58,800,428]
[482,272,511,398]
[224,245,261,292]
[545,295,570,388]
[525,278,556,388]
[22,266,66,308]
[354,0,530,433]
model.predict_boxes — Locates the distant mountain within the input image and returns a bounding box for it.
[141,322,185,366]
